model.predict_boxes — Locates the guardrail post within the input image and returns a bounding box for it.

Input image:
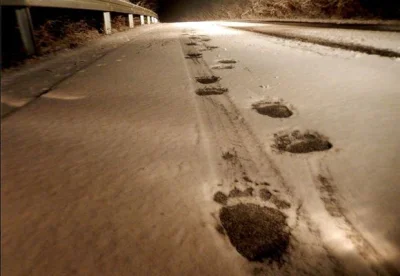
[103,12,112,34]
[128,14,134,28]
[15,7,36,56]
[140,15,145,25]
[147,16,151,24]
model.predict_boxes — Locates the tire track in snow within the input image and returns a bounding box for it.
[179,31,347,275]
[179,27,397,275]
[308,159,400,275]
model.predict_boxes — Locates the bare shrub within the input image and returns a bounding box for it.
[34,19,101,55]
[180,0,371,20]
[112,15,129,32]
[129,0,158,10]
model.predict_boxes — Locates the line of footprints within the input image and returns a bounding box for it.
[185,31,333,265]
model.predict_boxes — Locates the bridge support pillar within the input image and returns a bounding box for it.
[15,7,36,56]
[147,16,151,24]
[140,15,145,25]
[128,14,134,28]
[103,12,112,34]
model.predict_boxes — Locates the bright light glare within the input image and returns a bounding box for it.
[218,21,266,28]
[172,21,240,35]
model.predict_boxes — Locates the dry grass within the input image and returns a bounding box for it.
[34,20,101,55]
[112,15,129,32]
[33,15,131,56]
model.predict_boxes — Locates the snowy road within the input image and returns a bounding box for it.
[2,22,400,275]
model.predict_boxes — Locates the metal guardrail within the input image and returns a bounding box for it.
[1,0,159,56]
[1,0,157,17]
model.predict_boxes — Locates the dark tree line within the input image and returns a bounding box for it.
[155,0,400,21]
[129,0,159,10]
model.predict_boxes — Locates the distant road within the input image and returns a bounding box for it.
[229,19,400,32]
[220,21,400,58]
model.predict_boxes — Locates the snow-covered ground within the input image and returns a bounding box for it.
[2,22,399,275]
[187,21,400,273]
[219,21,400,55]
[1,25,159,117]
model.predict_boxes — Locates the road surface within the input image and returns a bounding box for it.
[2,22,400,275]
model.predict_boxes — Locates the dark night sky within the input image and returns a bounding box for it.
[157,0,196,21]
[157,0,221,21]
